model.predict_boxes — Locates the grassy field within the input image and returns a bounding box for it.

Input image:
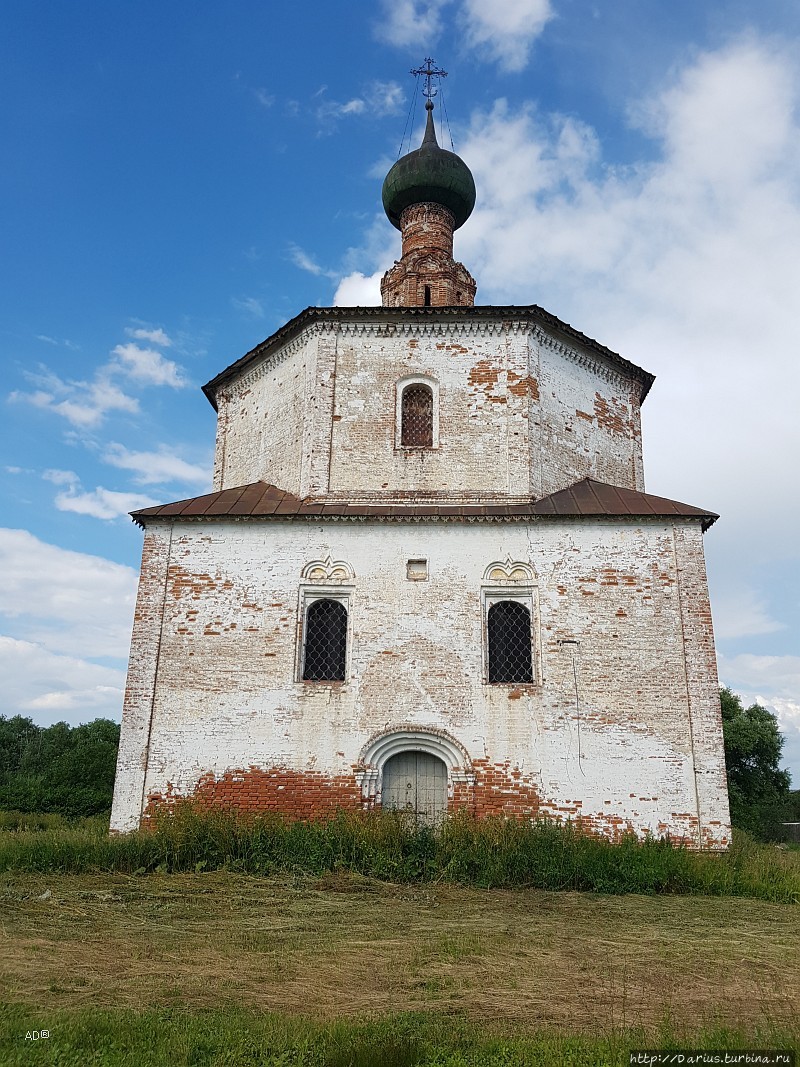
[1,865,798,1065]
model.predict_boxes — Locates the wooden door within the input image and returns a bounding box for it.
[382,751,447,826]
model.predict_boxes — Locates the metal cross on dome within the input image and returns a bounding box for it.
[411,57,447,102]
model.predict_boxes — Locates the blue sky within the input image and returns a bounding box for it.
[2,1,799,781]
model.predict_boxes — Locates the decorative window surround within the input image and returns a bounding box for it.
[481,584,541,686]
[395,375,440,450]
[296,585,353,683]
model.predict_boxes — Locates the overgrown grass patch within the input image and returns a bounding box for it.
[1,1004,798,1067]
[0,806,797,902]
[0,810,108,832]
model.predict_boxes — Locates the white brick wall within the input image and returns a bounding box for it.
[113,307,728,846]
[211,317,645,501]
[111,517,730,846]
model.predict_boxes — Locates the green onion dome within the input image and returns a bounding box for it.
[382,102,476,231]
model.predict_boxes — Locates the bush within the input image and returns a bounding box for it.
[0,716,119,818]
[720,689,792,841]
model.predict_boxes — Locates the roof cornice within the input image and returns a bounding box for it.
[202,305,655,411]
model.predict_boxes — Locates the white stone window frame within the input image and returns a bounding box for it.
[296,584,354,685]
[481,585,542,687]
[395,374,440,450]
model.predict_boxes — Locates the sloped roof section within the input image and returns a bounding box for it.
[202,305,655,409]
[532,478,717,529]
[131,478,717,531]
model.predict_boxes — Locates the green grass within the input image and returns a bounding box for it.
[1,1007,797,1067]
[0,810,106,832]
[0,806,797,902]
[1,1005,797,1067]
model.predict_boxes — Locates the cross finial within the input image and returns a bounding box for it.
[410,57,447,108]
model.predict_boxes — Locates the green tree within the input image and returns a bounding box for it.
[720,687,791,840]
[0,716,120,817]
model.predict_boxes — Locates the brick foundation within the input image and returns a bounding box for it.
[146,766,363,820]
[141,759,726,848]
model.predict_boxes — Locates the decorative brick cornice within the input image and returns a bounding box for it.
[203,306,655,410]
[531,324,631,393]
[228,326,323,398]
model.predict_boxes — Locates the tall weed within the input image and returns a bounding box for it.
[0,804,797,902]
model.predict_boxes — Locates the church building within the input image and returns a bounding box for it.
[110,76,731,847]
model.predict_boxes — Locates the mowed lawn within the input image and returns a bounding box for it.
[1,869,798,1036]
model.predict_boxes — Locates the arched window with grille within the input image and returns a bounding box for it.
[487,600,533,683]
[302,598,347,681]
[401,383,434,447]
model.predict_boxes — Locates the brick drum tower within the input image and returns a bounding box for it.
[111,67,731,847]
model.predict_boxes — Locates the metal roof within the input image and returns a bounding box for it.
[202,305,656,410]
[131,478,717,531]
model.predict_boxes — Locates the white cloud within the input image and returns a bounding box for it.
[461,0,553,72]
[43,468,78,487]
[0,636,125,720]
[711,586,785,641]
[87,379,142,414]
[769,698,800,738]
[12,358,142,424]
[719,653,800,703]
[334,270,383,306]
[444,40,800,553]
[288,243,340,281]
[375,0,552,69]
[375,0,450,48]
[315,92,366,128]
[370,81,405,116]
[103,443,210,487]
[35,334,80,350]
[43,468,161,521]
[0,528,137,660]
[289,244,326,276]
[125,326,172,346]
[314,80,405,130]
[12,374,140,429]
[11,330,185,429]
[232,295,265,317]
[254,88,274,109]
[54,484,159,521]
[340,98,366,116]
[110,343,186,388]
[315,94,366,130]
[333,215,398,304]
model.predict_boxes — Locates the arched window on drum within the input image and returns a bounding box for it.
[400,383,434,448]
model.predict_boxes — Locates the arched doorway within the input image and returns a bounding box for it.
[382,750,447,825]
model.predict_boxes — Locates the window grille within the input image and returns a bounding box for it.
[401,384,433,447]
[302,599,347,681]
[487,601,533,683]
